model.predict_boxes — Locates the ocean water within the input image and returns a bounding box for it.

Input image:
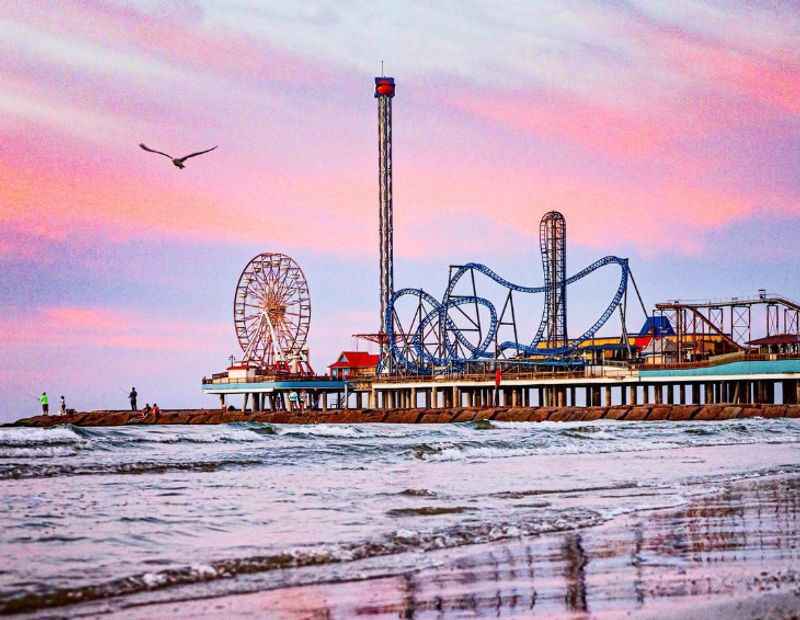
[2,418,800,617]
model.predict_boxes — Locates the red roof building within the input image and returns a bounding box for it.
[328,351,380,379]
[747,334,800,354]
[747,334,800,346]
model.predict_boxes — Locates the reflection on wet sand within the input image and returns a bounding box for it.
[118,475,800,618]
[562,533,588,613]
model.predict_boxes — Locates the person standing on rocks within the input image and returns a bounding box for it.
[59,395,66,416]
[129,387,138,411]
[39,392,49,416]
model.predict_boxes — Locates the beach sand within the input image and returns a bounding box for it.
[108,474,800,619]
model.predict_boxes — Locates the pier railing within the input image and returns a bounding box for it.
[202,374,341,385]
[633,352,800,371]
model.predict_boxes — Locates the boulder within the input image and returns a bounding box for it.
[668,406,700,421]
[720,406,742,420]
[736,407,763,419]
[493,408,529,422]
[488,408,509,420]
[647,406,672,421]
[534,407,563,421]
[264,412,292,424]
[548,408,575,422]
[452,409,478,422]
[694,405,727,421]
[604,406,631,420]
[419,411,457,424]
[384,410,423,424]
[786,405,800,419]
[761,405,788,419]
[473,409,496,421]
[223,413,251,423]
[578,408,605,421]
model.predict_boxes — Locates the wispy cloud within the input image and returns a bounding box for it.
[1,305,228,351]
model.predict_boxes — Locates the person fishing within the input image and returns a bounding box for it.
[59,395,66,416]
[39,392,49,416]
[129,387,138,411]
[151,403,161,420]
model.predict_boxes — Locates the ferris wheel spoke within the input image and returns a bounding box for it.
[257,267,275,290]
[273,267,296,299]
[241,312,264,322]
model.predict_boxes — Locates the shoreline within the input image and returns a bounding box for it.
[79,471,800,619]
[7,402,800,427]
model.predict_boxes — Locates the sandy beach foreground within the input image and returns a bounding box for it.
[4,421,800,619]
[109,474,800,619]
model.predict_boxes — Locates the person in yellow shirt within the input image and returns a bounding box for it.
[39,392,49,416]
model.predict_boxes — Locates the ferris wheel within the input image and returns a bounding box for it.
[233,252,312,373]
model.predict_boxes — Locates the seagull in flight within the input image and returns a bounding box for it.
[139,143,217,169]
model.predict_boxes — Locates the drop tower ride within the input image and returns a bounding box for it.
[375,76,395,362]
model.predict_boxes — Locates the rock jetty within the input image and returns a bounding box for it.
[8,403,800,427]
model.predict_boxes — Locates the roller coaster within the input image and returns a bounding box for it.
[383,211,647,375]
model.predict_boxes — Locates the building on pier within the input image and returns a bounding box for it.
[747,334,800,355]
[328,351,380,380]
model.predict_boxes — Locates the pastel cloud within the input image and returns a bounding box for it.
[2,0,798,263]
[2,305,229,352]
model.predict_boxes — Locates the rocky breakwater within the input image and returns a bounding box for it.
[8,403,800,427]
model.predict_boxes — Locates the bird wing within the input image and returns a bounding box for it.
[176,145,218,162]
[139,143,173,159]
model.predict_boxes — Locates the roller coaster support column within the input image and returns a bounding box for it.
[375,76,396,368]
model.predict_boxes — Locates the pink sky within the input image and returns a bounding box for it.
[1,1,799,419]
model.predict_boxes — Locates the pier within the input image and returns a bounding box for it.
[369,358,800,410]
[197,357,800,413]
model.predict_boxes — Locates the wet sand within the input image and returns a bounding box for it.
[109,474,800,619]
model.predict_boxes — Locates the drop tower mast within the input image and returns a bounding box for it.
[375,76,395,363]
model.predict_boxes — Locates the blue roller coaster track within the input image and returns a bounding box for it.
[384,255,632,374]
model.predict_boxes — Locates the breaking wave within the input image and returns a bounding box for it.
[0,506,603,615]
[0,458,262,480]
